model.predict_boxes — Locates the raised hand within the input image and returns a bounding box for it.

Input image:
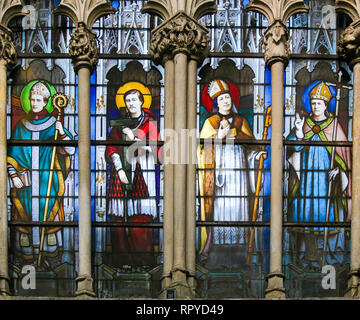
[294,113,305,139]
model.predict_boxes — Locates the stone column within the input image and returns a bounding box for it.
[338,21,360,297]
[0,26,18,296]
[172,51,190,297]
[186,58,198,294]
[149,12,209,298]
[69,23,98,297]
[263,20,289,299]
[161,57,175,294]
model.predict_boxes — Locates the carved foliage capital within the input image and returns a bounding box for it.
[0,27,17,68]
[338,21,360,68]
[150,12,209,64]
[263,21,290,67]
[69,24,98,72]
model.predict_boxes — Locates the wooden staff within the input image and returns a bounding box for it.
[246,105,271,264]
[37,93,68,267]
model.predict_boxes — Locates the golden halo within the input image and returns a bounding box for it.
[116,81,152,109]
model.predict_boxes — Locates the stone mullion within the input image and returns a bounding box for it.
[160,57,175,297]
[75,66,94,297]
[263,21,289,300]
[0,59,10,296]
[172,51,191,297]
[186,58,197,295]
[149,12,209,299]
[69,25,98,298]
[54,0,115,299]
[347,61,360,296]
[266,60,286,299]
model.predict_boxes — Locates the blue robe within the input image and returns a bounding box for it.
[286,115,350,265]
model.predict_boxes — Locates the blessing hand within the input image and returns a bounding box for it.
[294,113,305,139]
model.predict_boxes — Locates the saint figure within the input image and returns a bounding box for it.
[8,80,75,265]
[106,82,161,266]
[198,79,266,268]
[286,81,351,269]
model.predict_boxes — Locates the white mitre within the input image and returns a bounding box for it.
[207,80,230,100]
[30,82,51,99]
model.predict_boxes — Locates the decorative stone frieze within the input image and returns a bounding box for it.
[150,12,209,64]
[69,23,99,72]
[338,20,360,68]
[263,20,290,67]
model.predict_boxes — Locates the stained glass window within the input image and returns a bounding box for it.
[196,0,270,298]
[282,0,352,297]
[7,0,78,296]
[90,1,164,298]
[4,0,355,299]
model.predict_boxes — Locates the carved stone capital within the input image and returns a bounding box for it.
[263,20,290,68]
[338,20,360,69]
[69,23,99,73]
[0,26,17,69]
[150,12,210,65]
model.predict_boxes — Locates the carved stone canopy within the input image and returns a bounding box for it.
[150,11,210,65]
[263,20,290,67]
[338,20,360,68]
[69,23,99,73]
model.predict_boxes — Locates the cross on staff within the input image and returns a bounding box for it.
[321,71,352,266]
[37,93,68,267]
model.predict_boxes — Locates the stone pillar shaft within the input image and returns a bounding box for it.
[0,61,9,296]
[269,61,284,274]
[75,66,95,297]
[337,21,360,297]
[148,11,209,299]
[161,58,175,293]
[186,58,197,294]
[262,21,289,299]
[348,61,360,296]
[173,52,188,272]
[265,61,286,299]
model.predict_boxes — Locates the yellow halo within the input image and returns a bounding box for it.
[116,81,152,109]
